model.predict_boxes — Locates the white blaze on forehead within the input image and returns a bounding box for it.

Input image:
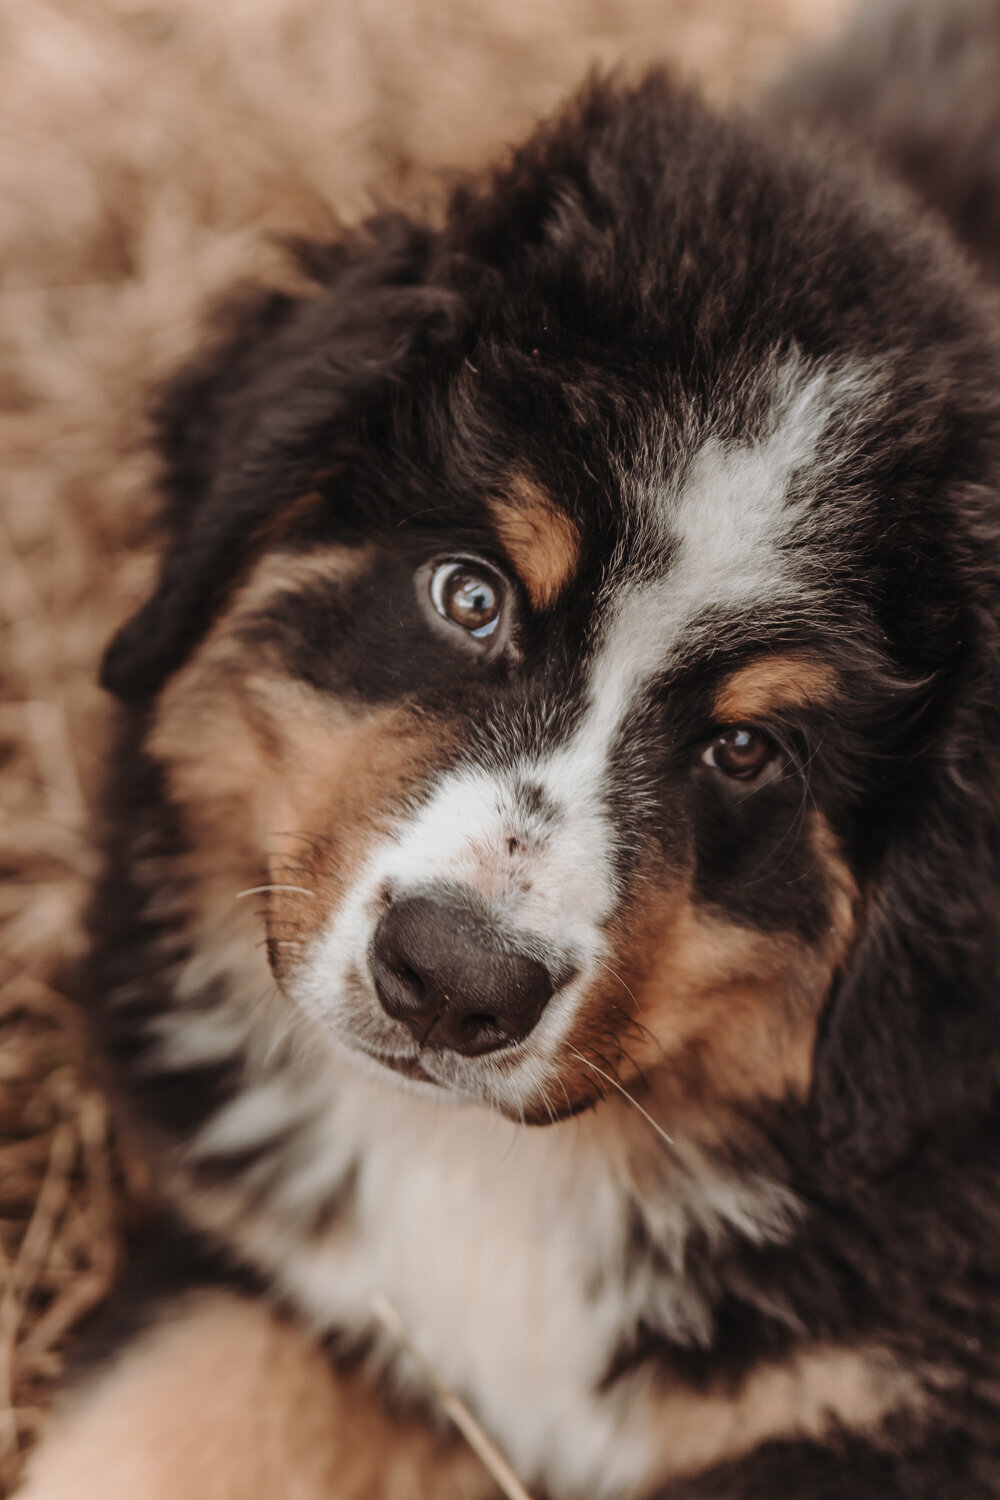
[536,356,873,839]
[659,356,872,618]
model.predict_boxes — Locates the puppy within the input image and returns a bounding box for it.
[21,1,1000,1496]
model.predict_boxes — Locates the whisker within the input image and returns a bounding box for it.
[567,1047,674,1147]
[619,1012,660,1053]
[235,884,317,900]
[609,1039,650,1095]
[550,1069,576,1120]
[739,727,826,887]
[537,1086,557,1128]
[591,955,639,1011]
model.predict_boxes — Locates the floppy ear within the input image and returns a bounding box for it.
[101,215,457,702]
[812,578,1000,1173]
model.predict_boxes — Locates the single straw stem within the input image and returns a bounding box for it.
[368,1291,536,1500]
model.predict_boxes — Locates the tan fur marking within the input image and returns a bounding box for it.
[147,543,447,999]
[20,1294,493,1500]
[645,1343,926,1484]
[713,654,839,724]
[563,812,859,1118]
[490,477,580,607]
[215,543,373,620]
[251,488,325,550]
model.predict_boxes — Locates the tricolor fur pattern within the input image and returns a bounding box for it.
[21,1,1000,1496]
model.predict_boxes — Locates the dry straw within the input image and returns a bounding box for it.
[0,0,849,1489]
[370,1292,536,1500]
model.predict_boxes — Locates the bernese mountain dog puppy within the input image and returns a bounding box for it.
[20,0,1000,1496]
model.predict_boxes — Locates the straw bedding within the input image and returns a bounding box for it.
[0,0,850,1489]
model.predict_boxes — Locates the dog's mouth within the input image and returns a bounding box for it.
[376,1051,442,1086]
[341,1027,605,1127]
[343,1035,447,1090]
[295,946,591,1119]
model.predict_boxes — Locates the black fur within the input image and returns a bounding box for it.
[52,2,1000,1496]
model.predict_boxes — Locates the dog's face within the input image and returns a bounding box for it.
[107,80,1000,1142]
[146,359,868,1127]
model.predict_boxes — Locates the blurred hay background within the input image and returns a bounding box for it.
[0,0,851,1489]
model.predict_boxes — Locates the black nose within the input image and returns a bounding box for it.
[369,893,555,1056]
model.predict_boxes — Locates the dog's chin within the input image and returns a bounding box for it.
[333,1029,595,1126]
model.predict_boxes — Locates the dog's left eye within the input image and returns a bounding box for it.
[702,726,780,781]
[429,561,505,639]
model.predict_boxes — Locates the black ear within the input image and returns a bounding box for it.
[101,216,458,701]
[811,592,1000,1174]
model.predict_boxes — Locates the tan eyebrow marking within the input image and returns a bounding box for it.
[712,654,839,723]
[489,477,580,608]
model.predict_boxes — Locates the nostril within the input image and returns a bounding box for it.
[390,962,424,992]
[462,1012,499,1040]
[369,914,435,1033]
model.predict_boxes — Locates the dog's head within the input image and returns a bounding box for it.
[105,79,1000,1162]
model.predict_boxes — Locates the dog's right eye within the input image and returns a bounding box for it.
[428,560,506,641]
[701,726,782,782]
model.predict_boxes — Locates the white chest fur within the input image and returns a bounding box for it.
[199,1056,796,1500]
[276,1075,651,1495]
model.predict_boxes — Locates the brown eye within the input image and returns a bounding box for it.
[702,726,778,780]
[429,561,503,639]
